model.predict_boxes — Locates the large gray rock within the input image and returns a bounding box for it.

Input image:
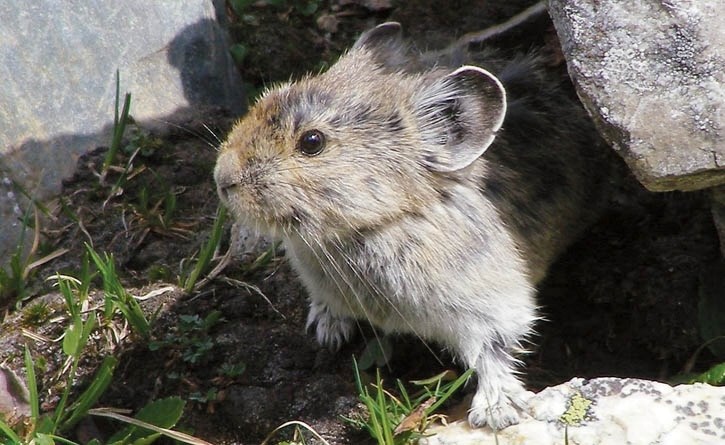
[422,377,725,445]
[0,1,244,260]
[548,0,724,192]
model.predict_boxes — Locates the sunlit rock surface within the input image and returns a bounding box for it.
[548,0,724,193]
[422,377,725,445]
[0,1,243,260]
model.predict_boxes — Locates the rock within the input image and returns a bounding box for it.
[548,0,724,192]
[0,1,244,261]
[229,221,272,263]
[0,366,30,432]
[421,377,725,445]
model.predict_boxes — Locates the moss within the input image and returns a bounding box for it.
[559,391,593,425]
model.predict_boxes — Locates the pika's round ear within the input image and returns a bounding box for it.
[351,22,409,70]
[414,66,507,173]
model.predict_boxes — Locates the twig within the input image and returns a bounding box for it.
[89,408,214,445]
[424,1,548,59]
[261,420,331,445]
[221,276,286,320]
[192,244,233,291]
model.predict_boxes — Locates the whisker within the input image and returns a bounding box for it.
[315,240,397,366]
[149,117,219,150]
[202,123,223,146]
[255,154,444,366]
[266,181,394,217]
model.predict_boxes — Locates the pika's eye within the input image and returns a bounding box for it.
[297,129,326,156]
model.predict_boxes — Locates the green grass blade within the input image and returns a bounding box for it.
[85,244,150,337]
[0,419,21,443]
[107,396,185,444]
[183,206,227,293]
[368,369,391,445]
[109,291,150,338]
[24,345,40,422]
[60,355,118,432]
[91,407,213,445]
[44,433,84,445]
[78,311,98,352]
[426,368,474,414]
[57,274,79,318]
[62,315,83,357]
[396,379,412,411]
[103,71,132,172]
[114,69,120,127]
[352,356,364,395]
[689,362,725,385]
[32,433,55,445]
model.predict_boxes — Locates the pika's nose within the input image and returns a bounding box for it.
[214,151,242,198]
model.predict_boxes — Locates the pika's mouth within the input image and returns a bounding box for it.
[213,174,283,235]
[214,150,305,236]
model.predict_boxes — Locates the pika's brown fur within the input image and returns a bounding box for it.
[215,23,609,429]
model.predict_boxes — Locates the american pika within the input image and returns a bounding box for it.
[215,22,608,429]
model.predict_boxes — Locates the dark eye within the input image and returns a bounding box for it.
[297,129,326,156]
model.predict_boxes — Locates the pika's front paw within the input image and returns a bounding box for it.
[306,301,355,351]
[468,382,531,430]
[468,397,520,430]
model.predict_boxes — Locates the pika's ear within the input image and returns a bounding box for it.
[414,66,507,173]
[352,22,409,69]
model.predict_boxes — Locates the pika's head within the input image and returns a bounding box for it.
[214,23,506,239]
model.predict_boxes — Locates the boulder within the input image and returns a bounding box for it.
[0,1,244,260]
[422,377,725,445]
[547,0,724,192]
[0,366,30,432]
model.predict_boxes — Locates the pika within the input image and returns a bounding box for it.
[215,22,608,429]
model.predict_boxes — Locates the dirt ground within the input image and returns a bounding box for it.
[1,1,722,444]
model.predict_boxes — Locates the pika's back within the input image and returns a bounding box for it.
[471,53,611,280]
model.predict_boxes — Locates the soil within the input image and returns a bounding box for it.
[1,1,722,445]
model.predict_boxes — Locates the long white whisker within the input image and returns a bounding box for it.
[268,181,394,216]
[149,117,219,150]
[202,123,223,145]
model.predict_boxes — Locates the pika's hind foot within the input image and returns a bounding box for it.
[306,300,355,351]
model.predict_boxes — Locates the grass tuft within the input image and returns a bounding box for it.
[182,205,227,293]
[85,243,151,338]
[102,70,132,177]
[345,358,474,445]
